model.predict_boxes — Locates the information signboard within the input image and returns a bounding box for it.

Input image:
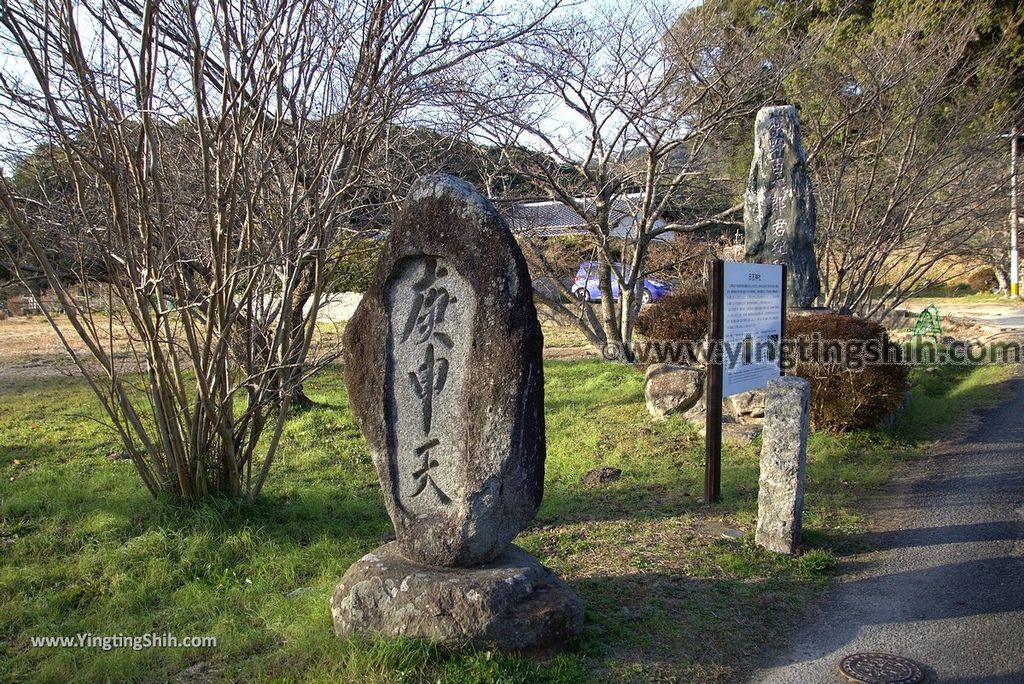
[722,262,785,398]
[704,260,787,503]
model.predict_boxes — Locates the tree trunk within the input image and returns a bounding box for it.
[994,264,1010,295]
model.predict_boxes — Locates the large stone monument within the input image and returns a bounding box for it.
[744,105,821,309]
[331,175,583,650]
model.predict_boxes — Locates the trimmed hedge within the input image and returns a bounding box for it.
[786,313,909,431]
[635,293,908,431]
[635,288,709,343]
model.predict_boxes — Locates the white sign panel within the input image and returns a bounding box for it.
[722,262,784,398]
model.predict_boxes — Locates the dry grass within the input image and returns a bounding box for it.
[541,320,594,349]
[0,314,138,381]
[0,315,595,382]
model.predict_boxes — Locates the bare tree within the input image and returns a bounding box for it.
[0,0,554,502]
[796,7,1019,316]
[453,1,801,356]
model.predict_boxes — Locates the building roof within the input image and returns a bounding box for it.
[365,193,654,240]
[500,194,645,237]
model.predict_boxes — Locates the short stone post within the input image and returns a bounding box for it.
[755,377,811,554]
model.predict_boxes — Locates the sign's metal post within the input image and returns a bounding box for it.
[705,260,785,504]
[705,259,725,504]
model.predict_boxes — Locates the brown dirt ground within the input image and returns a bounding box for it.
[0,314,597,384]
[0,314,141,383]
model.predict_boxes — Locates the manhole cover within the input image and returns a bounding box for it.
[838,652,926,683]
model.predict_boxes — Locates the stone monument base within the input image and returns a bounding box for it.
[330,542,584,652]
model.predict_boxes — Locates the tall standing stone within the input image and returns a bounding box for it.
[332,175,583,651]
[755,377,811,554]
[744,105,821,309]
[342,175,545,568]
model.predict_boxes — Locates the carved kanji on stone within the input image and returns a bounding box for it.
[332,175,582,653]
[341,174,547,567]
[743,105,821,308]
[410,438,449,504]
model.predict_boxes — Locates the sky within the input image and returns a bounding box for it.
[0,0,701,169]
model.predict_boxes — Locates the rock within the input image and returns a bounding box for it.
[342,175,545,568]
[743,105,821,308]
[755,377,811,554]
[788,306,835,318]
[330,542,583,652]
[580,467,622,486]
[676,397,739,427]
[681,402,706,423]
[335,176,581,653]
[646,372,762,430]
[693,521,745,539]
[644,364,704,420]
[727,389,766,424]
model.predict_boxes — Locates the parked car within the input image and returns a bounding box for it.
[571,261,672,305]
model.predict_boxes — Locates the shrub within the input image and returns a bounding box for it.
[635,293,908,430]
[328,239,382,293]
[786,313,909,431]
[634,287,709,342]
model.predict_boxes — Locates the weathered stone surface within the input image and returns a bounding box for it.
[722,423,763,446]
[755,377,811,554]
[343,175,545,567]
[674,389,761,427]
[788,306,834,318]
[330,542,584,651]
[743,105,821,308]
[728,389,766,424]
[644,363,704,420]
[673,397,736,427]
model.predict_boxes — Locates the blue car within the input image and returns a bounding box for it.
[571,261,672,305]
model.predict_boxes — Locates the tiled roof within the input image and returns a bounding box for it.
[368,194,651,240]
[501,194,644,236]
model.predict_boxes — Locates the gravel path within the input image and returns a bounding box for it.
[903,299,1024,343]
[751,375,1024,683]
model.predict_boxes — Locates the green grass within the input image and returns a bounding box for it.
[0,358,1016,683]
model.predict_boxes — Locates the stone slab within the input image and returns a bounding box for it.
[743,105,821,308]
[330,542,584,652]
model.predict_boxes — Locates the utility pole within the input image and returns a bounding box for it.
[1010,127,1021,299]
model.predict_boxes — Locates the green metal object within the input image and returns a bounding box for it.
[912,304,943,339]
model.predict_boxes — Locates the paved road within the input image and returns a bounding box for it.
[750,376,1024,683]
[903,299,1024,339]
